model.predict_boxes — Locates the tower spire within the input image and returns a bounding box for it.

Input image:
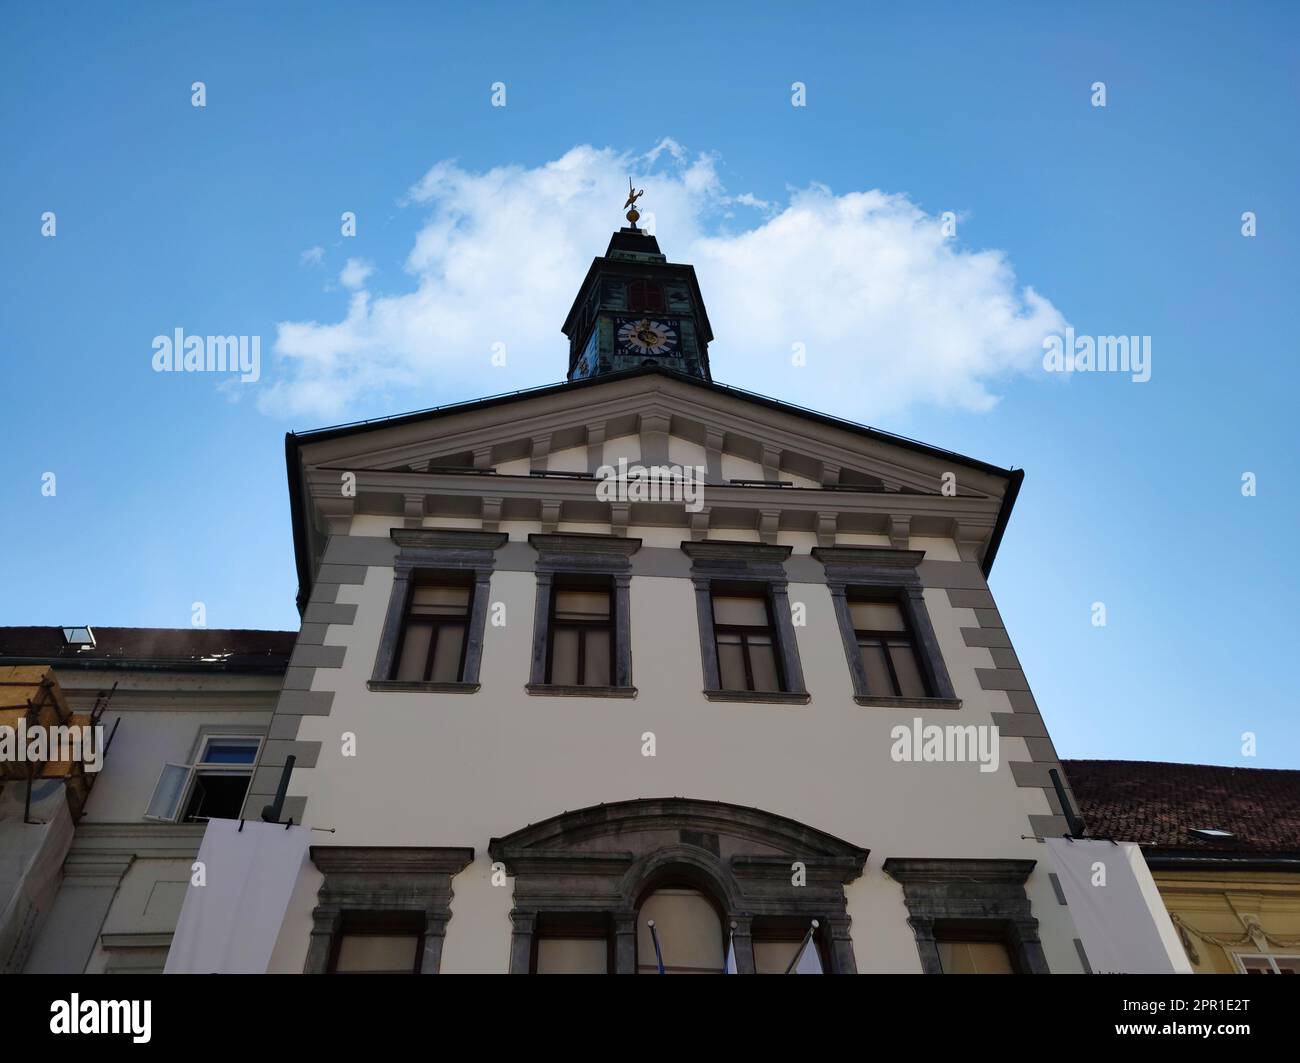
[560,184,714,383]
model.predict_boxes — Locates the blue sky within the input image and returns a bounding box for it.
[1,1,1296,768]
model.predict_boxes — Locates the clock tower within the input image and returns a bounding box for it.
[561,190,714,382]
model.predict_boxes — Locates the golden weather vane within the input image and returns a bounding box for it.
[624,177,644,226]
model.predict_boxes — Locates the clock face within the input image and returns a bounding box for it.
[616,317,679,357]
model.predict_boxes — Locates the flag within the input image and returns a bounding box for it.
[1046,837,1192,973]
[165,818,310,974]
[792,935,823,974]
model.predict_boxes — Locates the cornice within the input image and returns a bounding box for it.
[390,528,508,553]
[310,845,475,877]
[812,546,926,570]
[680,539,793,563]
[306,466,1002,526]
[528,531,642,558]
[883,857,1037,886]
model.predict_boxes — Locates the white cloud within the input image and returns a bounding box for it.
[299,245,325,266]
[339,258,374,290]
[262,142,1065,423]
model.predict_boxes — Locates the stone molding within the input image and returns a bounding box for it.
[489,798,867,974]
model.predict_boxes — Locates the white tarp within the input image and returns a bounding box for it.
[1045,837,1192,974]
[164,818,310,974]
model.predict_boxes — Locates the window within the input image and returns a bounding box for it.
[849,595,929,699]
[370,530,505,692]
[884,858,1049,974]
[682,541,808,704]
[637,889,724,974]
[533,914,611,974]
[752,918,826,974]
[712,591,783,693]
[813,547,959,705]
[490,798,866,973]
[393,579,472,683]
[305,846,474,975]
[546,579,614,687]
[627,279,665,313]
[527,533,640,695]
[937,937,1017,974]
[329,914,424,974]
[145,734,262,823]
[1237,954,1300,974]
[61,626,95,647]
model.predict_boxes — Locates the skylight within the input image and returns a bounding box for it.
[1190,828,1234,839]
[61,626,95,647]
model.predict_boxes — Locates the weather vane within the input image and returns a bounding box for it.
[624,177,644,226]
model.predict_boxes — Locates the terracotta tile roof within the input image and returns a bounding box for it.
[1064,759,1300,856]
[0,626,295,673]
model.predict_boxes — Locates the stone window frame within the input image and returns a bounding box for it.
[488,798,868,974]
[304,846,474,975]
[681,540,809,705]
[812,546,960,710]
[526,533,641,698]
[883,857,1050,974]
[369,529,507,693]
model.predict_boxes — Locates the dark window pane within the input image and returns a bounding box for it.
[535,938,608,974]
[888,642,927,698]
[201,740,259,765]
[410,585,470,616]
[555,589,611,621]
[858,641,894,696]
[583,628,611,686]
[335,933,419,974]
[395,622,434,681]
[628,280,665,313]
[937,940,1014,975]
[551,627,580,685]
[717,635,747,690]
[430,623,466,682]
[747,637,780,692]
[849,600,906,632]
[182,773,251,822]
[712,595,769,627]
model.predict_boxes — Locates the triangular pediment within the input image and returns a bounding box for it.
[287,368,1019,607]
[294,367,1007,500]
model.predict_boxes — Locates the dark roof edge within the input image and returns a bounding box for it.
[1141,849,1300,872]
[285,365,1023,608]
[288,430,312,615]
[0,656,289,675]
[981,467,1023,579]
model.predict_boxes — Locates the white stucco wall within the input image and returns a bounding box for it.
[269,520,1083,974]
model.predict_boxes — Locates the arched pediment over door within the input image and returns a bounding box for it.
[487,797,869,973]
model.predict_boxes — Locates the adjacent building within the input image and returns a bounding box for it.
[1067,759,1300,975]
[0,626,292,973]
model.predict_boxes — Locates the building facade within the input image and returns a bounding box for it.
[231,222,1091,973]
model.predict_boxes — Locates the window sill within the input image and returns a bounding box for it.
[853,695,962,710]
[703,690,811,705]
[366,680,481,694]
[525,684,638,699]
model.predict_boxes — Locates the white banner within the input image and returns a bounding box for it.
[164,818,310,974]
[1045,838,1192,974]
